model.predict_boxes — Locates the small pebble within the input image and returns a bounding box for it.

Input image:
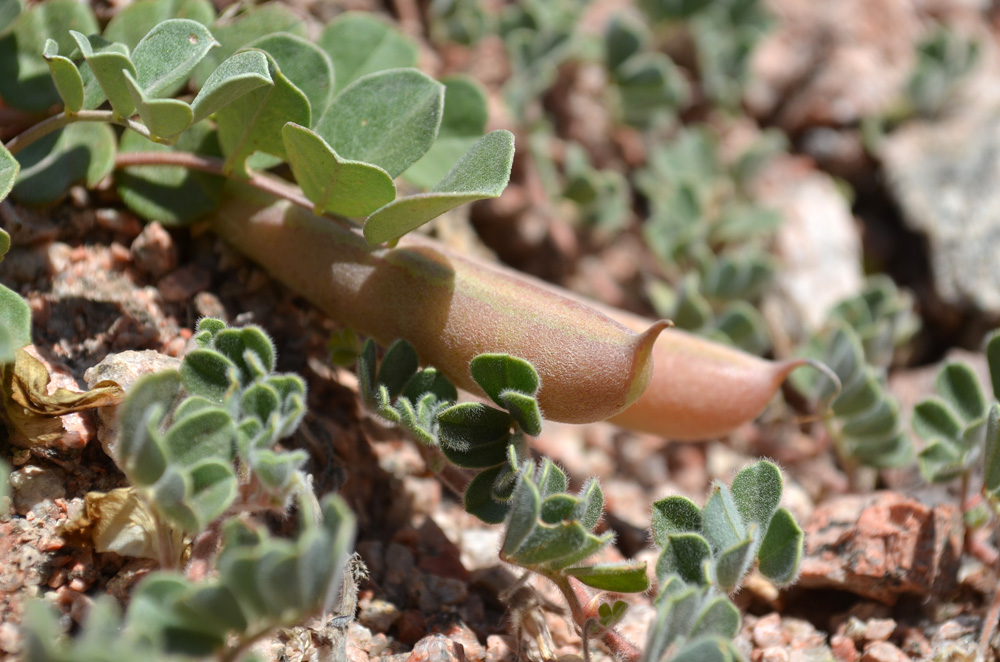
[860,641,908,662]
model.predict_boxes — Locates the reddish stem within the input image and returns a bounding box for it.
[550,573,642,662]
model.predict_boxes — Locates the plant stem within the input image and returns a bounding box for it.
[113,151,359,231]
[4,110,152,155]
[549,573,642,662]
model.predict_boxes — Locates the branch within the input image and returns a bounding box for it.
[113,151,360,233]
[4,110,152,155]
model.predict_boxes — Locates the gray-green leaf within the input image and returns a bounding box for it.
[316,68,444,179]
[282,123,395,217]
[190,50,271,124]
[363,129,515,245]
[131,18,217,98]
[12,122,115,205]
[42,39,84,113]
[318,11,418,93]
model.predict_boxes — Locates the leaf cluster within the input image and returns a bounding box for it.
[793,278,919,471]
[501,458,649,593]
[358,338,548,524]
[638,127,785,354]
[794,324,912,470]
[116,318,308,537]
[22,493,356,662]
[1,3,514,246]
[912,331,1000,506]
[604,13,690,128]
[637,0,772,108]
[644,460,803,662]
[905,24,980,119]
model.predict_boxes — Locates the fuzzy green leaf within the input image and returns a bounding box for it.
[123,70,193,139]
[987,331,1000,400]
[651,496,703,547]
[252,449,307,490]
[437,402,512,451]
[212,326,276,383]
[70,31,137,118]
[730,460,782,527]
[404,75,490,189]
[936,362,987,423]
[983,403,1000,498]
[363,130,515,245]
[565,561,649,593]
[187,459,238,526]
[757,508,804,585]
[318,11,418,93]
[190,50,271,124]
[482,382,541,435]
[0,144,17,203]
[215,50,310,174]
[912,397,963,442]
[713,536,754,592]
[539,493,576,524]
[464,464,516,524]
[191,3,305,88]
[12,122,115,205]
[575,478,604,531]
[598,600,629,628]
[0,285,31,363]
[832,369,882,418]
[241,382,279,426]
[117,371,179,484]
[131,19,217,98]
[0,0,98,111]
[842,398,901,440]
[316,68,443,179]
[438,403,514,468]
[153,467,198,532]
[670,637,738,662]
[0,0,22,35]
[42,39,84,112]
[181,348,238,403]
[282,123,395,217]
[469,353,540,404]
[918,440,965,484]
[605,14,646,72]
[689,597,741,640]
[402,367,458,403]
[701,485,746,555]
[103,0,214,50]
[173,584,247,636]
[117,124,226,225]
[248,32,334,122]
[163,407,235,466]
[502,465,541,555]
[373,339,419,400]
[656,533,712,585]
[511,521,592,567]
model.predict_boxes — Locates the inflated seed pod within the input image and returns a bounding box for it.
[605,308,809,440]
[209,185,667,425]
